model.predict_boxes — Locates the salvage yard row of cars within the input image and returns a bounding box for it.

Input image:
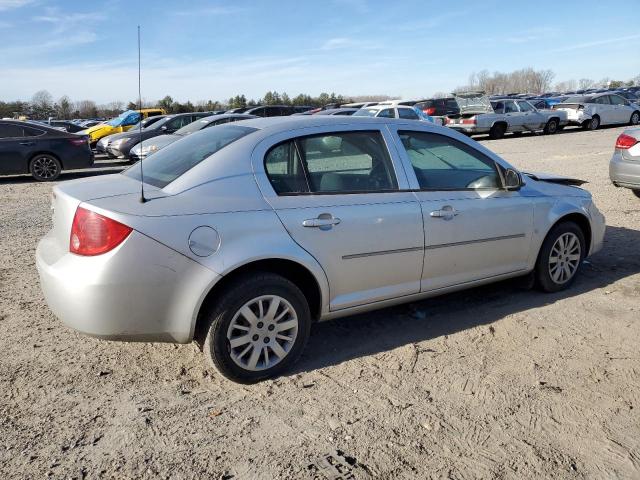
[1,89,640,199]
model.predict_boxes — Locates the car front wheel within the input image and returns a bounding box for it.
[30,154,61,181]
[544,119,559,134]
[630,111,640,126]
[535,221,585,293]
[632,189,640,199]
[202,272,311,383]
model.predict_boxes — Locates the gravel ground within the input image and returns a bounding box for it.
[1,125,639,479]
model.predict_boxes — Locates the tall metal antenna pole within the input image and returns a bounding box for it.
[138,25,146,203]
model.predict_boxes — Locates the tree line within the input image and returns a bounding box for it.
[1,90,391,120]
[452,68,640,96]
[3,68,639,119]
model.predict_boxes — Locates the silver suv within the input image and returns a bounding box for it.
[36,117,605,383]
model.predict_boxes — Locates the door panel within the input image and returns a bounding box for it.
[389,127,534,291]
[416,190,533,290]
[275,195,424,309]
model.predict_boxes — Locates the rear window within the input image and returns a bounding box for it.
[123,125,256,188]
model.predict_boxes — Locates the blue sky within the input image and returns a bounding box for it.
[1,0,639,104]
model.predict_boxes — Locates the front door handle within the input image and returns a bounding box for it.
[302,214,341,229]
[19,141,35,146]
[430,206,460,220]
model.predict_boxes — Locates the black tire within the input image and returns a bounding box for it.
[535,221,586,293]
[489,123,506,140]
[630,111,640,126]
[632,189,640,199]
[30,154,61,181]
[583,115,600,130]
[544,118,559,135]
[202,272,311,383]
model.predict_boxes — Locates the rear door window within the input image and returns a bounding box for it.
[0,124,24,138]
[504,101,518,113]
[264,131,398,195]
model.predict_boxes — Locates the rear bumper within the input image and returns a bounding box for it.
[610,152,640,190]
[36,229,219,343]
[447,125,487,134]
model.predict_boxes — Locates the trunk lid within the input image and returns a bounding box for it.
[452,92,494,114]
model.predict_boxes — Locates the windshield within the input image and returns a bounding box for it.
[123,125,256,188]
[352,108,378,117]
[175,117,214,136]
[107,110,141,127]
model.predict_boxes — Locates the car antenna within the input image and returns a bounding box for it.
[137,25,146,203]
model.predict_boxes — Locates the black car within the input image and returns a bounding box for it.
[106,112,212,159]
[243,105,295,117]
[414,97,460,117]
[46,120,86,133]
[0,120,93,181]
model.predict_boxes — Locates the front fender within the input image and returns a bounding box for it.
[529,197,594,269]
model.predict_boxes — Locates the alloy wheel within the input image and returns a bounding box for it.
[226,295,298,371]
[548,232,581,285]
[32,156,59,179]
[631,112,640,125]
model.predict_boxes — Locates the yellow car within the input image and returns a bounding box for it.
[81,108,165,146]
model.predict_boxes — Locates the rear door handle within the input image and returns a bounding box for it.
[303,215,341,228]
[430,206,460,220]
[19,141,35,146]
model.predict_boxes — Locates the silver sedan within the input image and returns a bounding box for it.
[36,116,605,383]
[610,128,640,198]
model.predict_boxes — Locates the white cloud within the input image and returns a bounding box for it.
[0,0,34,11]
[551,34,640,53]
[319,37,380,51]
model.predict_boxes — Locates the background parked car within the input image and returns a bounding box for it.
[106,112,213,159]
[414,97,460,117]
[129,113,257,161]
[95,115,167,155]
[40,120,86,133]
[352,104,425,120]
[553,93,640,130]
[79,108,166,146]
[446,93,567,138]
[610,128,640,198]
[314,108,359,116]
[244,105,295,117]
[0,119,93,181]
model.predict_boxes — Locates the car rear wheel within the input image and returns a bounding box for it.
[583,115,600,130]
[202,272,311,383]
[30,154,61,181]
[535,221,585,293]
[544,119,559,134]
[489,123,506,140]
[632,189,640,199]
[630,111,640,126]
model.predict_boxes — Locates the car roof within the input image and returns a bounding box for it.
[235,115,427,131]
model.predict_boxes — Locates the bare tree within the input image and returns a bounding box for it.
[554,79,577,92]
[76,100,98,118]
[31,90,54,118]
[579,78,595,89]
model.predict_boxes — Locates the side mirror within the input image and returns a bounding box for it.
[504,168,522,191]
[161,125,168,131]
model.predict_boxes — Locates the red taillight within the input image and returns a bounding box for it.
[70,206,132,256]
[423,107,436,115]
[461,118,476,125]
[615,133,638,150]
[69,137,88,147]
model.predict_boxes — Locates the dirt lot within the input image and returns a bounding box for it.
[1,126,639,479]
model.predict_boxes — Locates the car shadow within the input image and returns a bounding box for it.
[292,225,640,375]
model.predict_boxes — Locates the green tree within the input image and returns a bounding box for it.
[56,95,73,119]
[158,95,174,113]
